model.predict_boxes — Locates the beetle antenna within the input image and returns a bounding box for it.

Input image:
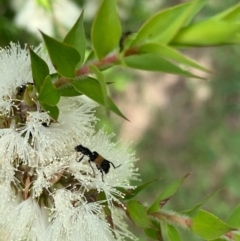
[109,161,122,169]
[77,155,84,162]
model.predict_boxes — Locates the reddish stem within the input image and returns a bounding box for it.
[75,54,118,76]
[54,47,139,88]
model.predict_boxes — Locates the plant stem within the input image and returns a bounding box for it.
[54,47,139,88]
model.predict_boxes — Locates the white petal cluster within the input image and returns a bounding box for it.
[46,190,114,241]
[71,130,139,206]
[0,43,138,240]
[1,196,47,241]
[0,43,32,115]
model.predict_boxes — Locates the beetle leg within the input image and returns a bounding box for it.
[88,160,96,178]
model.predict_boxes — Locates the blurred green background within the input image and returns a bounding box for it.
[1,0,240,240]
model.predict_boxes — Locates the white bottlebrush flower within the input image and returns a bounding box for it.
[0,126,35,166]
[0,43,32,115]
[0,197,47,241]
[71,129,139,206]
[57,96,97,139]
[0,43,138,241]
[17,97,97,165]
[0,182,19,225]
[31,160,69,198]
[46,189,114,241]
[18,108,70,165]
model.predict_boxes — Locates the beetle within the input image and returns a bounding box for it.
[75,144,121,182]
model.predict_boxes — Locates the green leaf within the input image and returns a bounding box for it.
[29,48,49,93]
[147,173,190,213]
[144,228,161,240]
[124,54,203,79]
[130,0,207,46]
[40,102,59,120]
[85,50,96,64]
[91,0,121,59]
[58,83,82,97]
[38,75,60,106]
[191,209,233,240]
[71,77,128,120]
[41,31,80,78]
[64,11,85,66]
[127,200,152,229]
[58,77,114,97]
[227,204,240,228]
[124,179,159,200]
[183,0,207,26]
[181,189,221,217]
[165,223,181,241]
[89,65,109,109]
[171,21,240,46]
[144,219,163,240]
[138,43,210,73]
[210,3,240,22]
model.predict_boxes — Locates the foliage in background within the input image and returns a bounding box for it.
[27,0,240,240]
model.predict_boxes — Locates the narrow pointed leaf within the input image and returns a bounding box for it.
[85,50,96,64]
[171,21,240,46]
[124,179,159,200]
[38,75,60,106]
[41,32,80,78]
[91,0,121,59]
[144,219,163,240]
[183,0,207,26]
[181,189,221,217]
[138,43,210,73]
[148,173,190,213]
[191,210,234,240]
[130,0,207,46]
[227,204,240,228]
[58,78,114,97]
[58,83,82,97]
[127,200,152,229]
[71,77,128,120]
[64,11,85,66]
[166,223,182,241]
[90,65,109,109]
[210,3,240,21]
[124,54,203,79]
[144,228,161,240]
[40,102,59,120]
[29,48,49,93]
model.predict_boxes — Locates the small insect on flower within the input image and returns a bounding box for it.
[75,144,121,182]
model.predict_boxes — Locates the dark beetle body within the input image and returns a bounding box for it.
[75,145,120,181]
